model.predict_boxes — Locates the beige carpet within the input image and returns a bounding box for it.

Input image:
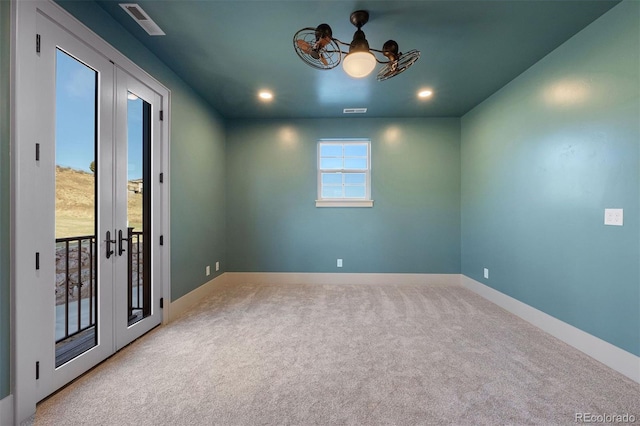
[34,280,640,425]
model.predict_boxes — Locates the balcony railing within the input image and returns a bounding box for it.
[128,228,146,325]
[55,228,148,366]
[55,235,97,366]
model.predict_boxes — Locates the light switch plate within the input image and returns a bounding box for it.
[483,268,489,279]
[604,208,623,226]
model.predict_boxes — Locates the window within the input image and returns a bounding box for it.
[316,139,373,207]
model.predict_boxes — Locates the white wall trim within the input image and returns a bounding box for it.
[0,394,13,426]
[224,272,461,287]
[168,274,228,322]
[461,275,640,384]
[315,200,374,208]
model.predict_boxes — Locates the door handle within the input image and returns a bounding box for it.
[118,229,129,256]
[105,230,116,259]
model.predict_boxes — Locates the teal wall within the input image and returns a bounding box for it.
[0,0,11,401]
[461,1,639,356]
[55,1,227,301]
[226,118,461,273]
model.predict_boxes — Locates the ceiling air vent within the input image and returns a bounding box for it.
[120,3,166,36]
[343,108,367,114]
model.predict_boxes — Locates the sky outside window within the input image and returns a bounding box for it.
[56,49,143,180]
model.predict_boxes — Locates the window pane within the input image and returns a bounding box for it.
[345,185,366,198]
[318,140,370,202]
[54,49,98,367]
[344,158,367,169]
[320,158,343,169]
[320,144,342,157]
[126,93,151,326]
[344,173,365,184]
[344,144,367,157]
[322,185,343,198]
[55,51,96,238]
[322,173,342,184]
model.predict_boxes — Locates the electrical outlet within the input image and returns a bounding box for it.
[215,261,220,272]
[337,259,343,268]
[206,265,211,276]
[484,268,489,279]
[604,208,623,226]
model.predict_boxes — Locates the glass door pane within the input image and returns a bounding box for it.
[126,92,151,326]
[114,68,162,351]
[54,49,98,367]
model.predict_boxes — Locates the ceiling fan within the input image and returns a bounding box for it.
[293,10,420,81]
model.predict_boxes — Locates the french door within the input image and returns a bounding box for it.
[113,67,163,351]
[30,11,163,401]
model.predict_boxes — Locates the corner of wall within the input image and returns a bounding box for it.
[168,273,229,322]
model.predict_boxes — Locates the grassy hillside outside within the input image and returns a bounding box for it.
[56,166,143,238]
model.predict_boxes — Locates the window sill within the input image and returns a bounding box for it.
[315,200,374,208]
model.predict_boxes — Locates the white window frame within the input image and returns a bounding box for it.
[316,139,373,208]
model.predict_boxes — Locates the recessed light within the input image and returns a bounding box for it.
[258,91,273,101]
[418,89,433,98]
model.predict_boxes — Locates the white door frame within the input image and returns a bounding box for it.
[33,11,116,402]
[113,66,164,351]
[12,1,171,423]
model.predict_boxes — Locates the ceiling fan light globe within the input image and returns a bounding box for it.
[343,51,376,78]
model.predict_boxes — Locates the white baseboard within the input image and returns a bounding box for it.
[461,275,640,384]
[168,274,228,322]
[0,394,13,426]
[224,272,461,287]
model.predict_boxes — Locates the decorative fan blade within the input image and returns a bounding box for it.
[293,27,342,70]
[316,35,332,50]
[296,39,313,54]
[376,49,420,81]
[296,39,320,59]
